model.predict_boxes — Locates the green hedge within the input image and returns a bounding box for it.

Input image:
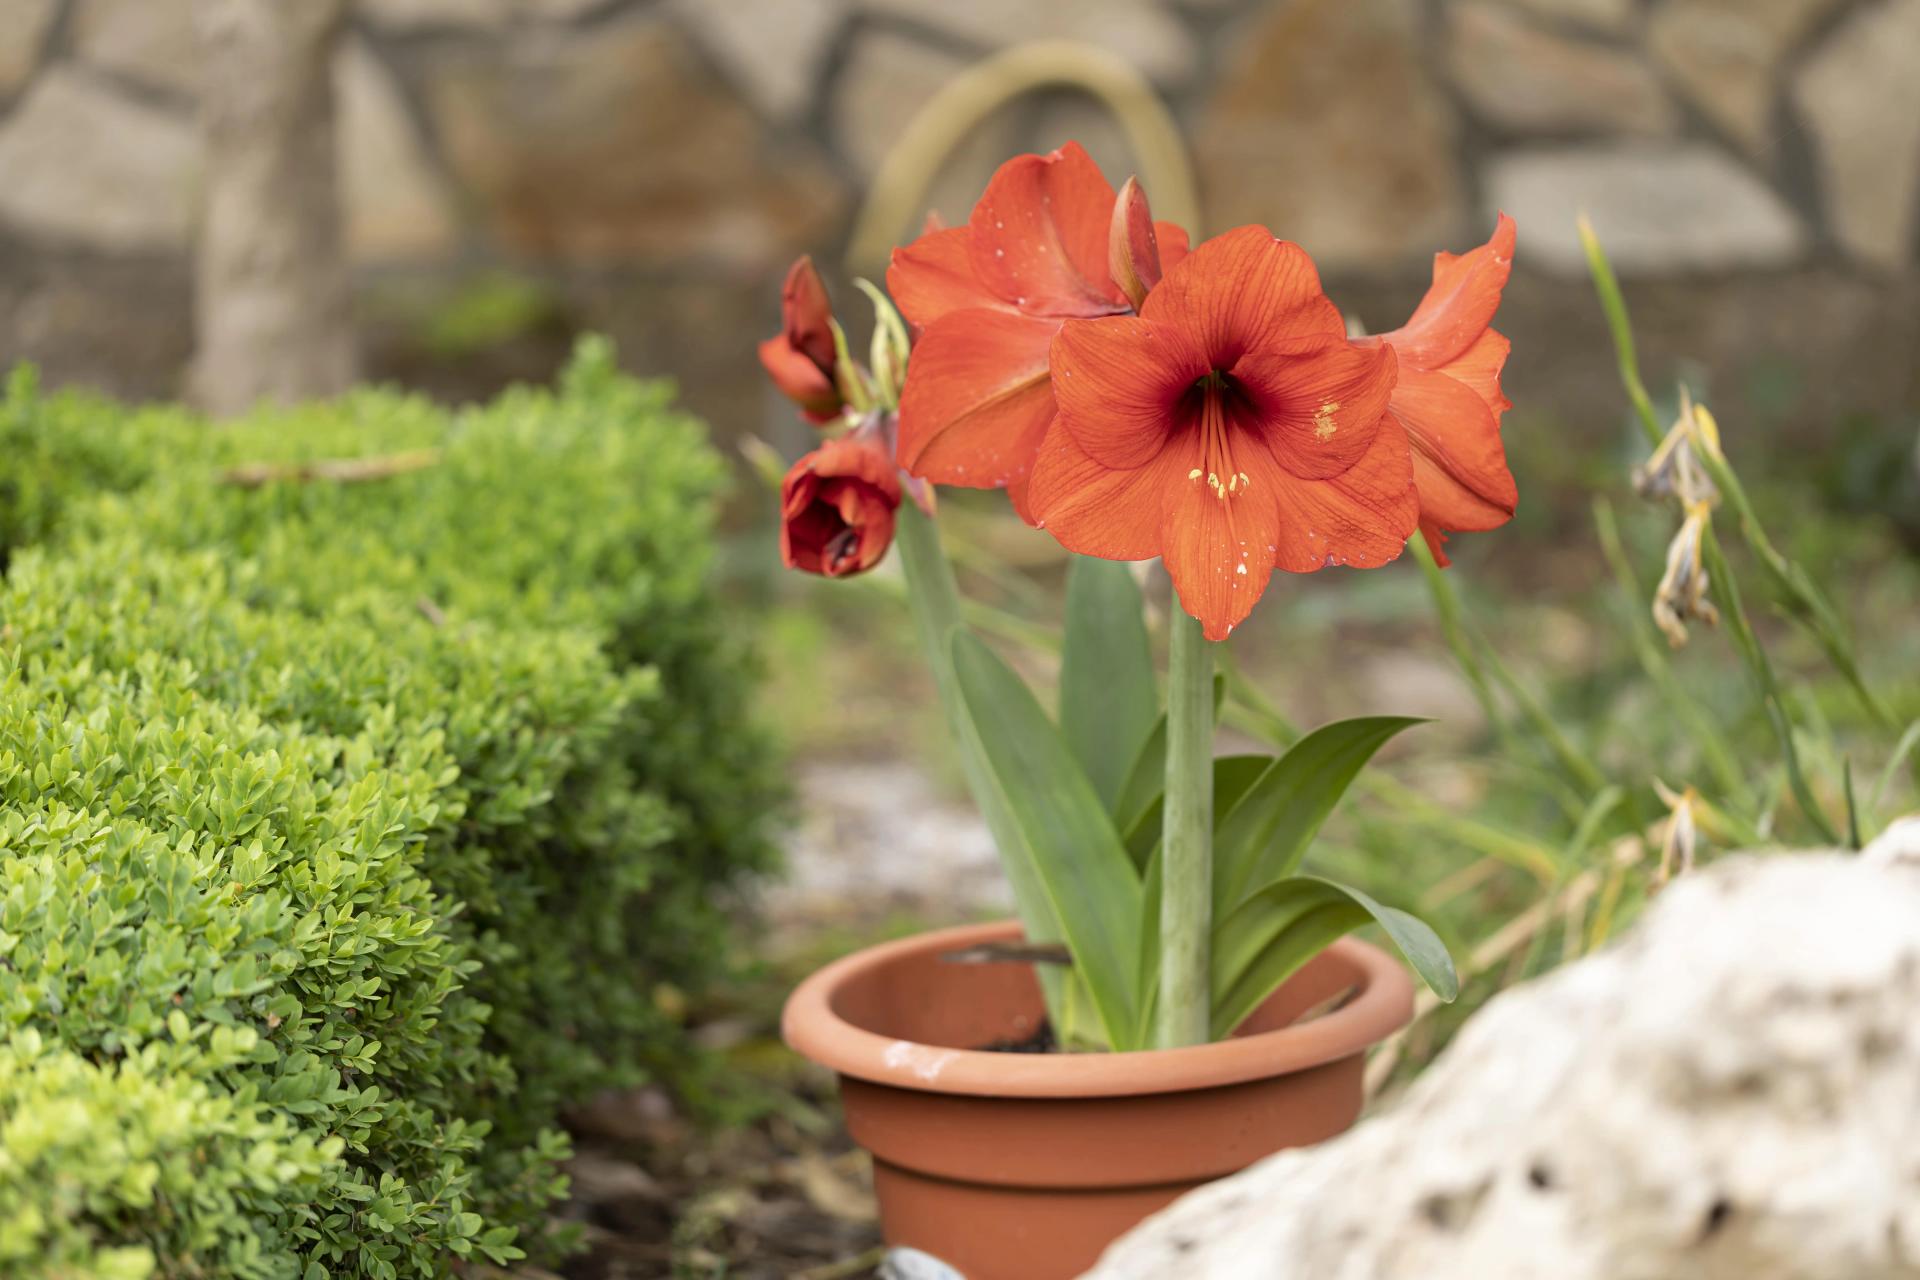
[0,341,781,1278]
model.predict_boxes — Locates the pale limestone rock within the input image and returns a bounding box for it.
[1498,0,1634,33]
[1450,3,1675,136]
[0,69,199,251]
[1086,853,1920,1280]
[829,25,1039,233]
[857,0,1196,86]
[72,0,201,98]
[672,0,842,122]
[1197,0,1465,270]
[1793,0,1920,269]
[1650,0,1843,156]
[335,38,460,263]
[1864,815,1920,869]
[421,15,845,265]
[1486,144,1804,274]
[357,0,512,28]
[0,0,58,95]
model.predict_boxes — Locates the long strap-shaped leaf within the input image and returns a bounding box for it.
[893,505,1072,1019]
[1211,875,1457,1039]
[1060,558,1158,812]
[1212,716,1425,918]
[952,631,1146,1049]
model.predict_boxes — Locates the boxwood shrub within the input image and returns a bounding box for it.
[0,341,780,1278]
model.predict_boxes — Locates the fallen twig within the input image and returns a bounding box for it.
[221,448,441,488]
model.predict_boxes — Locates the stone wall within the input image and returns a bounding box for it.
[0,0,1915,447]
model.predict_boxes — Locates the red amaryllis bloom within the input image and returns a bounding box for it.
[759,256,844,424]
[888,143,1189,517]
[780,430,902,577]
[1028,227,1417,641]
[1355,215,1518,565]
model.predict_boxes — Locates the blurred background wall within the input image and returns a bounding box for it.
[0,0,1915,452]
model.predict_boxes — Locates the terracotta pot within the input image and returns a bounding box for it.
[782,919,1414,1279]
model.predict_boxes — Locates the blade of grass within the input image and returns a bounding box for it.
[1699,523,1839,843]
[1592,497,1746,801]
[1579,215,1663,448]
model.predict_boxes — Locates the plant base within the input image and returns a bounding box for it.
[783,921,1414,1279]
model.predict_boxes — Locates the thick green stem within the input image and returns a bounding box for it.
[1157,603,1214,1048]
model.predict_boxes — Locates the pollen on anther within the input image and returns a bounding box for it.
[1188,468,1202,481]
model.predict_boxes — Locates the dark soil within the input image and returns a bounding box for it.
[978,1020,1057,1054]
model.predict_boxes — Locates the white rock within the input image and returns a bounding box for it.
[673,0,842,122]
[1499,0,1635,32]
[0,0,58,96]
[1649,0,1844,156]
[71,0,201,98]
[1486,143,1805,274]
[857,0,1196,86]
[767,760,1007,922]
[1086,853,1920,1280]
[1792,0,1920,269]
[0,69,199,252]
[1864,815,1920,869]
[335,37,460,262]
[1449,2,1676,136]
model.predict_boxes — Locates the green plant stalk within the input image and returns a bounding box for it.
[1700,523,1840,844]
[1157,604,1214,1048]
[1688,441,1894,729]
[1406,534,1510,747]
[1409,535,1609,800]
[1591,497,1747,802]
[1578,216,1663,448]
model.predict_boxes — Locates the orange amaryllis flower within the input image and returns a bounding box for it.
[1029,227,1416,641]
[759,256,845,424]
[888,143,1188,517]
[1355,215,1518,565]
[780,429,902,577]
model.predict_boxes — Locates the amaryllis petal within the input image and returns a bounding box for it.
[780,432,902,578]
[1158,414,1284,642]
[1156,221,1191,273]
[1051,315,1206,471]
[1027,417,1179,563]
[1109,176,1164,310]
[1264,408,1420,576]
[1433,328,1512,421]
[1234,338,1396,481]
[1380,212,1516,369]
[780,256,838,372]
[887,226,1011,331]
[1390,365,1517,531]
[897,308,1058,488]
[757,335,842,423]
[968,143,1126,318]
[1142,226,1345,364]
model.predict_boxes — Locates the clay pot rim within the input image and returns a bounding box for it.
[783,919,1414,1099]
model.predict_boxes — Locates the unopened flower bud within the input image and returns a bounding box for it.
[1108,176,1164,312]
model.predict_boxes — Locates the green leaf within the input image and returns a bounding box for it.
[1060,557,1158,811]
[1213,716,1425,918]
[952,631,1146,1049]
[1111,673,1226,838]
[1211,875,1457,1038]
[1122,754,1274,868]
